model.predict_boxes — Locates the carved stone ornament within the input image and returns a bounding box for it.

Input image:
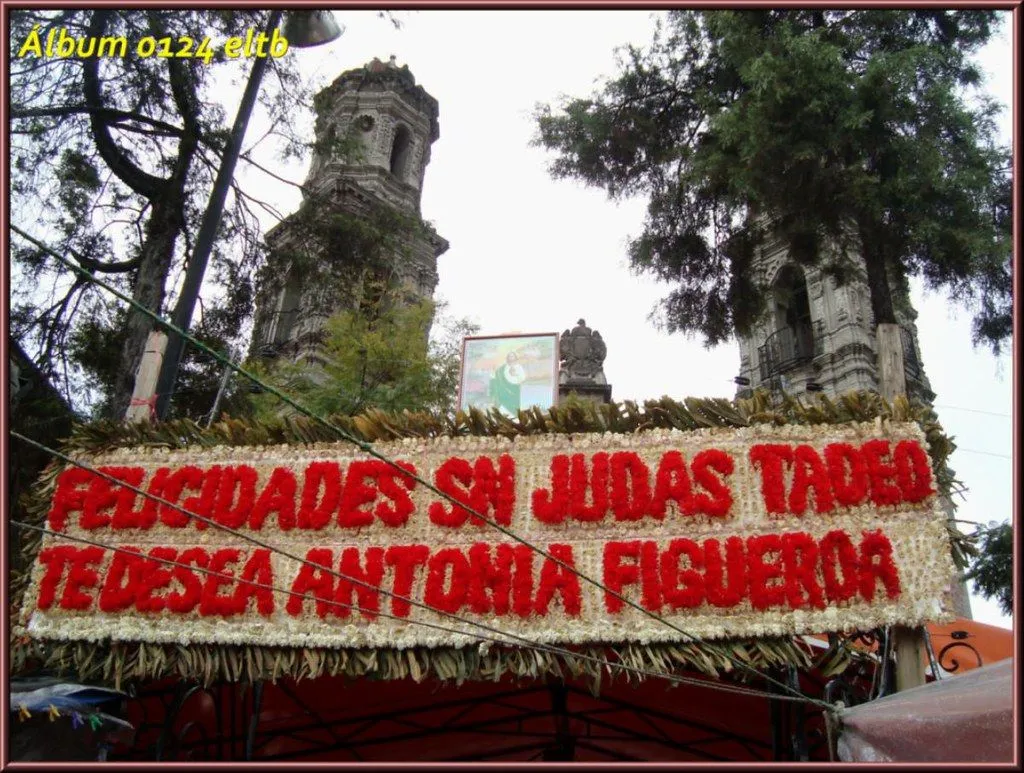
[559,318,608,385]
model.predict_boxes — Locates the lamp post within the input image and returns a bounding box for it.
[148,10,341,421]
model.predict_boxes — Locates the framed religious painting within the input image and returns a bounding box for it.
[458,333,559,416]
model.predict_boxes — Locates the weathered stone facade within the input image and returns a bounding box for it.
[734,233,934,404]
[250,57,448,364]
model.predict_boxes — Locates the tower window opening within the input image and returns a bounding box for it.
[774,264,812,338]
[273,274,303,345]
[389,125,412,180]
[758,264,816,380]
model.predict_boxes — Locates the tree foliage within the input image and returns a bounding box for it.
[247,291,478,420]
[534,10,1011,351]
[260,194,433,296]
[964,521,1013,616]
[8,9,310,419]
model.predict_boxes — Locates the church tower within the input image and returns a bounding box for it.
[733,234,934,404]
[250,57,448,363]
[733,233,973,619]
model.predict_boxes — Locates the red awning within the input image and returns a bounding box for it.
[119,670,832,762]
[837,657,1015,763]
[110,620,1011,762]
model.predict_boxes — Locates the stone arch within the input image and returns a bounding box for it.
[771,264,812,333]
[308,124,336,178]
[389,124,412,180]
[760,263,816,370]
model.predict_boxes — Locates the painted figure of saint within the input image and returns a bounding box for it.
[489,352,527,416]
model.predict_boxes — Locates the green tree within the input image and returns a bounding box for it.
[248,290,478,420]
[534,10,1011,352]
[964,521,1013,616]
[8,10,312,419]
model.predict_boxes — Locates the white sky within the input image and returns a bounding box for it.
[230,10,1014,629]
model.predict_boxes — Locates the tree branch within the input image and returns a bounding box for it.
[11,223,141,273]
[10,105,185,137]
[240,151,308,193]
[81,11,166,198]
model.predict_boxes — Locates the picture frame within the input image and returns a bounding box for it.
[457,333,559,416]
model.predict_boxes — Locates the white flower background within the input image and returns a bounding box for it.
[26,423,955,649]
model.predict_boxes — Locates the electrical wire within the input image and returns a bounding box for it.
[13,431,833,715]
[14,445,841,718]
[10,519,828,708]
[12,430,837,711]
[955,448,1011,459]
[933,404,1010,419]
[10,226,842,710]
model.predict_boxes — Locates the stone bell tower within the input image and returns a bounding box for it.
[250,56,448,362]
[733,232,934,404]
[732,232,975,619]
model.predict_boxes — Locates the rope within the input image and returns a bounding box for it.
[10,225,833,711]
[825,702,843,761]
[934,404,1010,419]
[10,519,825,706]
[127,396,158,420]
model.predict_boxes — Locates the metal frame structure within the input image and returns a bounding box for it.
[934,629,985,673]
[119,675,808,762]
[758,324,820,380]
[112,623,981,763]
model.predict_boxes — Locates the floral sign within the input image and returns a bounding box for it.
[458,333,559,417]
[20,421,955,650]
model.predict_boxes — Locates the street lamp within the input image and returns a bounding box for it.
[284,11,343,48]
[149,10,342,420]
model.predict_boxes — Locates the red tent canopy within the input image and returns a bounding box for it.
[119,669,833,762]
[111,619,1013,762]
[837,657,1015,763]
